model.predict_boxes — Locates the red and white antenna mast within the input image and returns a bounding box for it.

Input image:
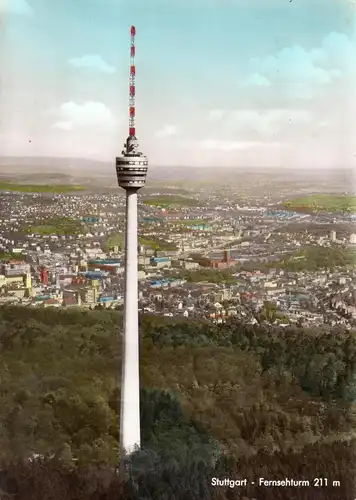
[129,25,136,137]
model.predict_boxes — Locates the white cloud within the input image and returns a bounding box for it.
[52,121,73,131]
[260,47,330,82]
[242,73,271,87]
[52,101,117,131]
[246,32,356,99]
[208,109,225,120]
[213,108,312,136]
[202,107,313,145]
[68,55,116,74]
[318,120,332,128]
[232,108,311,121]
[253,46,331,99]
[155,124,178,138]
[0,0,32,14]
[320,32,356,73]
[198,139,282,151]
[208,107,311,124]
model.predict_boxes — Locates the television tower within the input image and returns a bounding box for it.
[116,25,148,473]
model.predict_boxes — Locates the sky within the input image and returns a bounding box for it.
[0,0,355,168]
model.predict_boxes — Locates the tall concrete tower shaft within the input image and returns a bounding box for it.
[116,25,148,472]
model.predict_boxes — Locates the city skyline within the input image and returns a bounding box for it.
[1,0,355,168]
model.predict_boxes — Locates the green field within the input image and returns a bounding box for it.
[0,252,24,261]
[140,237,177,251]
[106,232,125,250]
[143,195,199,208]
[284,194,356,213]
[27,217,84,236]
[0,182,85,193]
[106,233,177,251]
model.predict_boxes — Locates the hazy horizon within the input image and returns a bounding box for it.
[0,154,354,170]
[1,0,355,169]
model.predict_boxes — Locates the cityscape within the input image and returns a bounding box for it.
[1,0,356,499]
[0,174,355,330]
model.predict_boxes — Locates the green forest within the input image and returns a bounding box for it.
[0,306,355,499]
[178,267,237,284]
[237,246,355,275]
[279,246,355,272]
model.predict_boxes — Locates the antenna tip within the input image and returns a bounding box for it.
[131,26,136,36]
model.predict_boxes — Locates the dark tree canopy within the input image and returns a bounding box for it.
[0,305,355,499]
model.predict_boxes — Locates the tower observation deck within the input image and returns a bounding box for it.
[116,136,148,190]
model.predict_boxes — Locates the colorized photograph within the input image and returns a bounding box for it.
[0,0,355,498]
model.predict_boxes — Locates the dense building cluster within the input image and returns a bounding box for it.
[0,188,355,329]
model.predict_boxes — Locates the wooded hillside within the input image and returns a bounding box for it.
[0,306,355,499]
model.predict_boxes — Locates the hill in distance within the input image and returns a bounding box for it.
[0,156,353,188]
